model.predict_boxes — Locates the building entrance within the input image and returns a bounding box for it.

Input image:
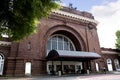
[47,61,83,74]
[0,53,4,75]
[107,59,113,71]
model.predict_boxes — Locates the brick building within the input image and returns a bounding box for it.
[101,48,120,72]
[0,7,119,76]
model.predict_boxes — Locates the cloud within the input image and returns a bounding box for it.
[91,0,120,48]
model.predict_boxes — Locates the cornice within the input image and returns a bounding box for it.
[0,41,11,46]
[52,10,98,25]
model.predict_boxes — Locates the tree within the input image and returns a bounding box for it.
[0,0,60,41]
[115,30,120,50]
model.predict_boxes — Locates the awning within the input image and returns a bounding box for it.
[46,50,101,61]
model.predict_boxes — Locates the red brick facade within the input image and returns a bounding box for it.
[0,7,120,76]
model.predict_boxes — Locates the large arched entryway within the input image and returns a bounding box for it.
[45,25,86,51]
[46,33,100,75]
[45,26,86,75]
[0,53,5,75]
[46,34,79,74]
[45,25,101,75]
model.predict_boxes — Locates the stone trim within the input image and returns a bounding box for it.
[0,41,11,46]
[52,10,98,24]
[101,51,119,54]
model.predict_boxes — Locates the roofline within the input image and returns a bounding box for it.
[101,47,120,52]
[52,10,98,24]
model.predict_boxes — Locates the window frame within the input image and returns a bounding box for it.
[47,34,76,51]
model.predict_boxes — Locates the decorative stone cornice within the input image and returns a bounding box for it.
[101,51,119,55]
[52,10,98,24]
[0,41,11,46]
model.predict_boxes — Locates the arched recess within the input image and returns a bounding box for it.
[0,52,5,75]
[47,34,76,51]
[114,59,120,70]
[107,58,113,71]
[45,25,86,52]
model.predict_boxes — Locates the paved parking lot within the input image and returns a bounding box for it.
[0,73,120,80]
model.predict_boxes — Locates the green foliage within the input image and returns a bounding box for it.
[0,0,60,41]
[115,30,120,50]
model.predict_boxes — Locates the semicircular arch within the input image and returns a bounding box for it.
[0,52,5,60]
[45,25,87,51]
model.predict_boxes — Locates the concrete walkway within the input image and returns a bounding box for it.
[0,72,120,80]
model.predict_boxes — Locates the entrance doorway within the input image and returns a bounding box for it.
[114,59,120,70]
[47,61,83,74]
[0,53,4,75]
[25,62,31,75]
[95,63,99,72]
[107,59,113,71]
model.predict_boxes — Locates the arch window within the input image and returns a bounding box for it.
[107,58,113,71]
[27,42,31,50]
[0,53,4,75]
[47,34,76,51]
[107,59,112,64]
[114,59,120,70]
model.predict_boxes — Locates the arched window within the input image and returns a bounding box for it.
[107,59,112,64]
[0,53,5,75]
[107,58,113,71]
[114,59,120,70]
[47,34,76,51]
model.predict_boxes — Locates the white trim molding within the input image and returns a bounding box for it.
[52,10,98,24]
[0,41,11,46]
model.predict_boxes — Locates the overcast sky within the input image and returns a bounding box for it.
[61,0,120,48]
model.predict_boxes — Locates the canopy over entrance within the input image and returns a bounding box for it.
[46,50,101,61]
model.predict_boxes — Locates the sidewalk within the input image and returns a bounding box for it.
[0,71,120,80]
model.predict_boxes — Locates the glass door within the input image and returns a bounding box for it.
[70,65,75,73]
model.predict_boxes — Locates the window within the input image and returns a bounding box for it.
[25,62,31,75]
[114,59,120,69]
[27,42,31,50]
[47,34,75,51]
[0,53,4,75]
[107,58,113,71]
[95,63,99,72]
[107,59,112,64]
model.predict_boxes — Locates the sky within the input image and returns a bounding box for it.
[61,0,120,49]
